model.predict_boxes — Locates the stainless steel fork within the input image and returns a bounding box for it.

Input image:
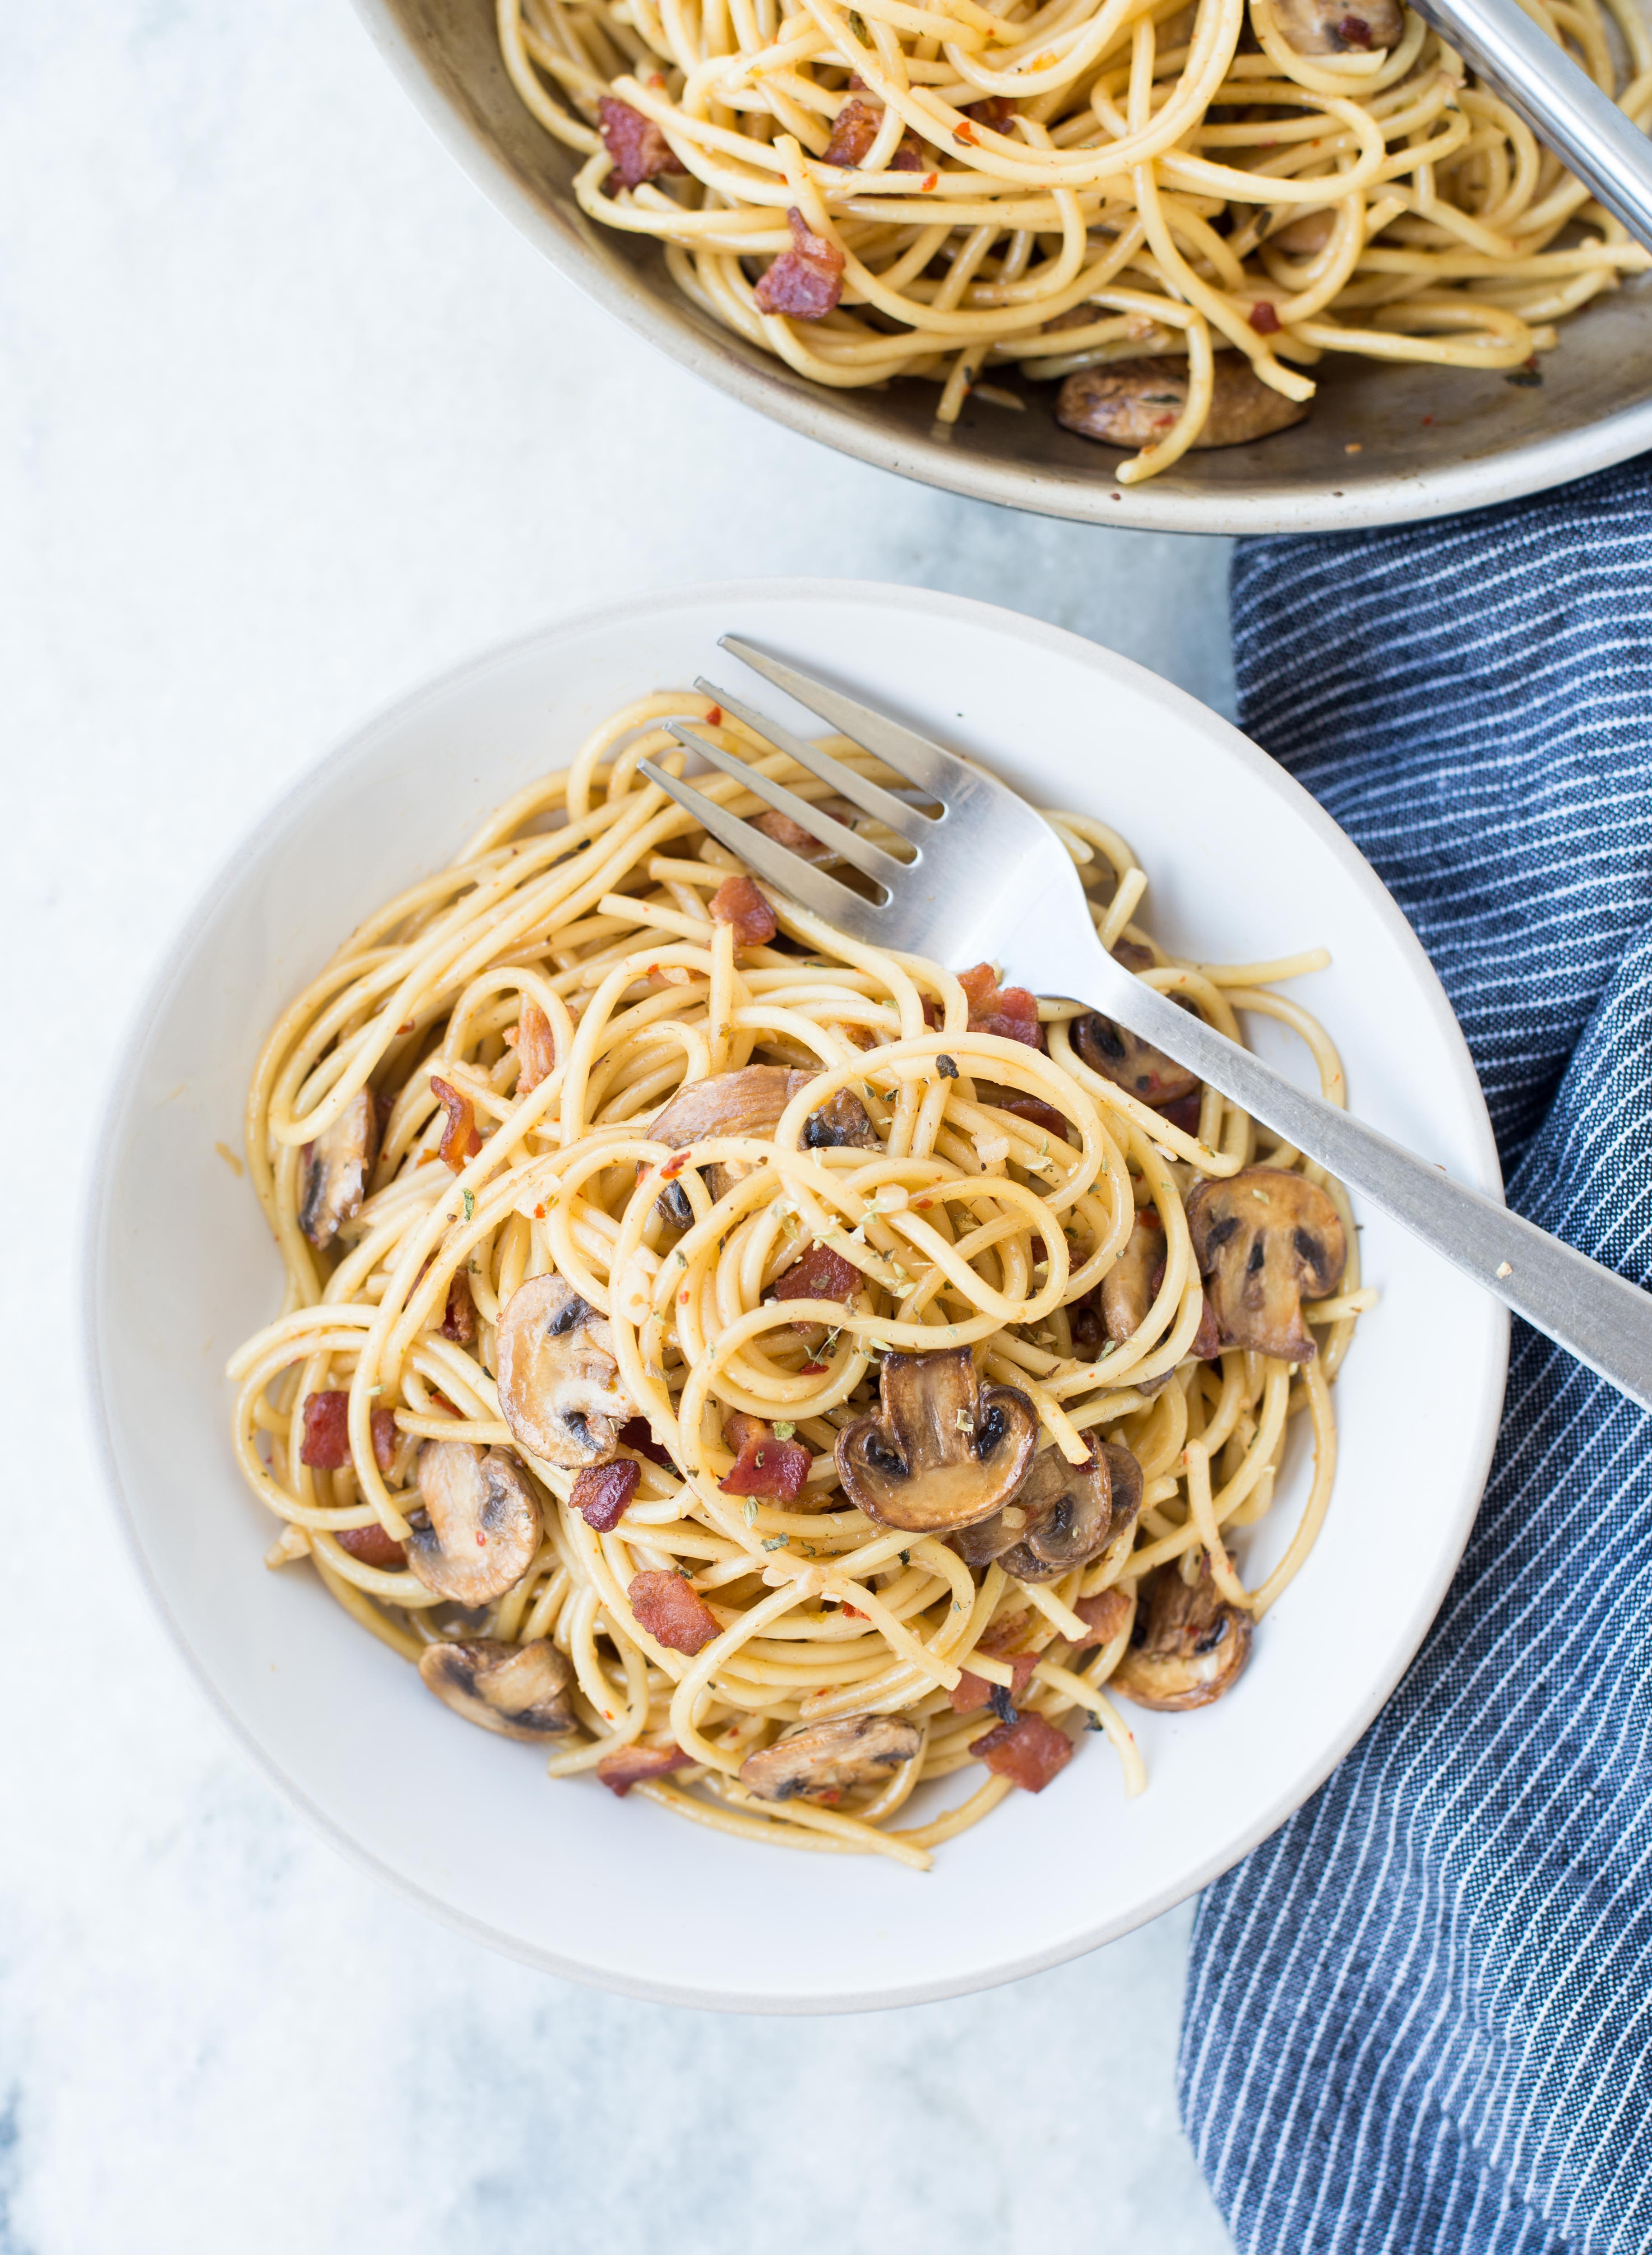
[640,637,1652,1414]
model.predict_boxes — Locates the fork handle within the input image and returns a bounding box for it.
[1087,964,1652,1412]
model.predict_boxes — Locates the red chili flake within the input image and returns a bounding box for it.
[842,1602,867,1620]
[660,1150,688,1181]
[597,95,685,189]
[720,1429,811,1500]
[300,1391,352,1469]
[597,1742,694,1796]
[618,1415,676,1469]
[773,1242,860,1304]
[571,1458,640,1532]
[336,1522,406,1569]
[629,1570,722,1655]
[710,872,779,943]
[754,209,846,320]
[513,1001,558,1094]
[921,171,938,190]
[1072,1587,1131,1650]
[823,95,881,167]
[440,1271,477,1345]
[533,1202,546,1220]
[958,962,1043,1048]
[428,1391,461,1417]
[971,1710,1075,1791]
[1421,415,1434,426]
[396,1020,415,1035]
[430,1076,481,1171]
[417,1150,439,1167]
[370,1407,398,1472]
[949,1647,1038,1713]
[704,703,723,726]
[954,118,980,145]
[1249,301,1282,335]
[798,1361,829,1376]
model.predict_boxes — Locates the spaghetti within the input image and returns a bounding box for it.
[229,691,1371,1866]
[495,0,1651,478]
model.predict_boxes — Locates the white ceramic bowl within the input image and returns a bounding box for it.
[83,580,1507,2012]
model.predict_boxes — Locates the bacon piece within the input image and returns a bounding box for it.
[618,1415,676,1469]
[336,1521,407,1569]
[571,1458,640,1532]
[996,1095,1071,1141]
[1072,1586,1132,1650]
[370,1406,398,1472]
[430,1076,482,1170]
[965,96,1015,129]
[597,1742,694,1796]
[719,1415,811,1500]
[890,132,928,170]
[1249,300,1282,334]
[709,872,778,944]
[958,962,1043,1049]
[440,1271,477,1345]
[949,1646,1039,1714]
[1159,1090,1203,1137]
[823,95,881,166]
[754,209,846,320]
[597,95,685,189]
[1148,1258,1223,1359]
[970,1710,1075,1791]
[773,1242,860,1304]
[300,1391,352,1469]
[921,997,942,1030]
[512,1001,558,1094]
[629,1570,722,1656]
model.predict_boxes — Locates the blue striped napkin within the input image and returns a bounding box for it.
[1178,456,1652,2255]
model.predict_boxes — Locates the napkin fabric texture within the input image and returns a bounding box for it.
[1178,455,1652,2255]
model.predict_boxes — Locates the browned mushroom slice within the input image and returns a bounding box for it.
[297,1087,377,1248]
[417,1636,578,1740]
[1112,1564,1252,1711]
[1101,1214,1166,1343]
[1057,354,1310,451]
[1269,0,1403,52]
[836,1348,1038,1534]
[739,1712,922,1803]
[1271,207,1336,255]
[1186,1166,1347,1361]
[496,1272,631,1467]
[648,1067,876,1224]
[406,1441,543,1606]
[1072,1008,1199,1110]
[956,1439,1143,1583]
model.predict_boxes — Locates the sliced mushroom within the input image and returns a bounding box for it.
[739,1712,922,1803]
[956,1439,1143,1583]
[836,1348,1038,1534]
[1112,1564,1252,1711]
[496,1272,632,1467]
[648,1067,876,1225]
[1186,1166,1347,1361]
[1269,0,1403,53]
[1271,206,1336,256]
[406,1441,543,1606]
[417,1636,578,1740]
[297,1087,377,1248]
[1071,969,1200,1109]
[1101,1215,1164,1342]
[1057,354,1309,451]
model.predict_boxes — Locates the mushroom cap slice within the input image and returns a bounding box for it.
[496,1271,631,1467]
[418,1637,578,1741]
[739,1713,922,1803]
[1101,1216,1163,1343]
[407,1440,543,1606]
[956,1439,1143,1583]
[1071,1005,1199,1109]
[298,1087,378,1249]
[835,1348,1039,1534]
[1057,354,1310,452]
[1111,1566,1252,1712]
[648,1067,877,1223]
[1270,0,1403,53]
[1186,1166,1347,1361]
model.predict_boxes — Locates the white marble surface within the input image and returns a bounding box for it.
[1,0,1236,2245]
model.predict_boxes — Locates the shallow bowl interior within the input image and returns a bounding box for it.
[351,0,1652,534]
[86,580,1507,2010]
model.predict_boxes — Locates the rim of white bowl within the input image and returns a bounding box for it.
[79,578,1509,2011]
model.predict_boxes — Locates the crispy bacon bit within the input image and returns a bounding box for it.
[597,1742,694,1796]
[659,1150,688,1181]
[891,133,929,171]
[773,1242,860,1304]
[597,95,685,189]
[719,1415,811,1499]
[958,963,1044,1048]
[704,703,723,726]
[430,1076,481,1170]
[300,1391,352,1469]
[971,1709,1075,1791]
[618,1415,676,1469]
[1249,300,1282,334]
[512,1001,558,1094]
[922,997,942,1029]
[629,1569,722,1655]
[824,94,881,167]
[965,96,1014,128]
[710,872,779,944]
[336,1521,407,1569]
[571,1457,641,1532]
[754,209,846,319]
[1159,1090,1203,1137]
[440,1271,477,1345]
[998,1095,1071,1142]
[1073,1586,1132,1650]
[753,808,827,859]
[370,1407,398,1472]
[949,1647,1039,1713]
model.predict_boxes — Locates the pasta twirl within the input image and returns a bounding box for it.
[227,692,1370,1867]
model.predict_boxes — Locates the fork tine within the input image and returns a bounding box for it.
[663,723,903,886]
[720,637,969,800]
[694,676,930,844]
[636,759,886,938]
